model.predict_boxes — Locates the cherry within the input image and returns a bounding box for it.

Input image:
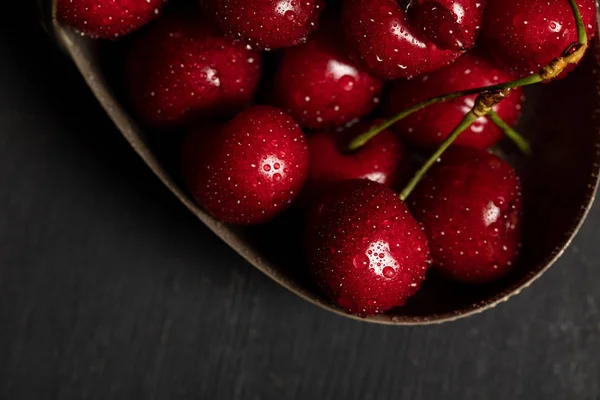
[273,24,383,130]
[410,147,522,284]
[202,0,324,50]
[306,179,431,316]
[125,10,262,129]
[182,106,309,225]
[304,122,412,198]
[481,0,597,77]
[385,52,524,151]
[340,0,486,79]
[57,0,166,39]
[411,0,469,51]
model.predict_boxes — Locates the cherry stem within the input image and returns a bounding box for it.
[488,111,532,156]
[347,73,542,151]
[399,111,478,201]
[568,0,588,47]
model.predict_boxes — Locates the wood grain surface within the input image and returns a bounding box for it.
[1,3,600,399]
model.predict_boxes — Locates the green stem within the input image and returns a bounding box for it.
[568,0,588,46]
[488,111,532,156]
[348,73,542,151]
[400,111,479,201]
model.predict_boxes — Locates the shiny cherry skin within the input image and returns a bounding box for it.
[481,0,597,77]
[57,0,166,39]
[410,147,522,284]
[410,0,480,51]
[306,180,431,316]
[182,106,309,225]
[125,10,262,129]
[304,122,412,199]
[274,24,383,129]
[203,0,324,50]
[340,0,486,79]
[385,52,524,151]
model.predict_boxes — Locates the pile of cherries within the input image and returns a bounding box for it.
[58,0,597,316]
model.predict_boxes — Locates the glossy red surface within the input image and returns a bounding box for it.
[305,122,411,198]
[57,0,166,39]
[274,25,382,129]
[481,0,597,77]
[203,0,324,50]
[340,0,485,79]
[182,106,309,225]
[410,147,522,284]
[125,10,262,129]
[306,180,431,316]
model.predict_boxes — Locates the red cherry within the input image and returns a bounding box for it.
[125,10,262,129]
[385,52,524,151]
[182,106,309,225]
[274,24,383,129]
[306,179,431,316]
[340,0,485,79]
[305,122,412,199]
[411,0,469,51]
[481,0,597,77]
[57,0,166,39]
[410,147,522,284]
[203,0,323,50]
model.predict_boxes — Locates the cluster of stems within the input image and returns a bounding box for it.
[349,0,590,201]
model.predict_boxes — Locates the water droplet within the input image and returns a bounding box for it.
[339,75,356,91]
[284,10,296,21]
[353,254,370,269]
[383,267,395,278]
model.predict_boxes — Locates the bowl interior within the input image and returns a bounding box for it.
[49,2,600,325]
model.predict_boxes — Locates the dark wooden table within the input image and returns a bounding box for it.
[2,4,600,399]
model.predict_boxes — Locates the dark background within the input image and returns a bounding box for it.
[1,4,600,400]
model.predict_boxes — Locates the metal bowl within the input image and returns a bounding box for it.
[45,1,600,325]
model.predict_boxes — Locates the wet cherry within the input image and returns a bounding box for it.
[274,24,383,129]
[304,122,412,199]
[182,106,309,225]
[57,0,166,39]
[340,0,486,79]
[481,0,597,77]
[385,52,524,151]
[125,10,262,129]
[306,179,431,316]
[203,0,324,50]
[410,147,522,284]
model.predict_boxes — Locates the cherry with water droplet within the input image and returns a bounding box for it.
[274,22,383,129]
[304,122,412,200]
[306,180,431,316]
[57,0,166,39]
[480,0,597,77]
[410,147,522,284]
[203,0,324,50]
[182,106,309,225]
[411,0,469,51]
[385,52,524,150]
[125,9,262,129]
